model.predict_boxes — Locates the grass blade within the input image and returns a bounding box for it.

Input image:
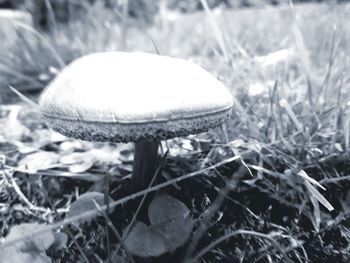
[8,85,40,111]
[297,170,326,191]
[304,180,334,212]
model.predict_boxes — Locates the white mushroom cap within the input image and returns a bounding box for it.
[39,52,233,142]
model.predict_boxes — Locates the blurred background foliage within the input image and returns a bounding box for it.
[0,0,348,99]
[0,0,343,30]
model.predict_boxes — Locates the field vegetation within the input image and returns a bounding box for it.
[0,1,350,262]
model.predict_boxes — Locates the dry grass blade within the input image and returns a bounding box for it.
[320,175,350,184]
[8,85,40,111]
[297,170,326,190]
[279,98,303,132]
[191,230,294,263]
[304,180,334,212]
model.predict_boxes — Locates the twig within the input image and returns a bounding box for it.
[319,175,350,184]
[7,171,66,214]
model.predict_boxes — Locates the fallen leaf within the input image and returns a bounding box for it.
[60,151,95,173]
[68,160,94,173]
[60,152,94,165]
[18,151,60,173]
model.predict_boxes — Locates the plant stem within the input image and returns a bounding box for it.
[132,140,160,190]
[104,167,111,263]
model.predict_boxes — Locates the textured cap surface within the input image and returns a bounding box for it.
[39,52,233,142]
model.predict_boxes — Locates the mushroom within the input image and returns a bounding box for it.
[39,52,233,190]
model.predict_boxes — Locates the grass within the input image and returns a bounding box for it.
[1,1,350,262]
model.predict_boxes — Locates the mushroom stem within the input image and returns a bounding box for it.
[132,140,160,190]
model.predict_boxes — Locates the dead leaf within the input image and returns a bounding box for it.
[18,151,60,173]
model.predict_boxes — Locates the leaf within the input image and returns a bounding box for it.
[68,192,114,223]
[18,151,60,173]
[124,195,193,257]
[124,222,169,257]
[148,194,194,250]
[0,223,55,263]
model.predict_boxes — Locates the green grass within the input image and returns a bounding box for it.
[1,1,350,262]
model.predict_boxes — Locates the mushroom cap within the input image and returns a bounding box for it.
[39,52,233,142]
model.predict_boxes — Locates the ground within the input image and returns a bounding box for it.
[0,1,350,262]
